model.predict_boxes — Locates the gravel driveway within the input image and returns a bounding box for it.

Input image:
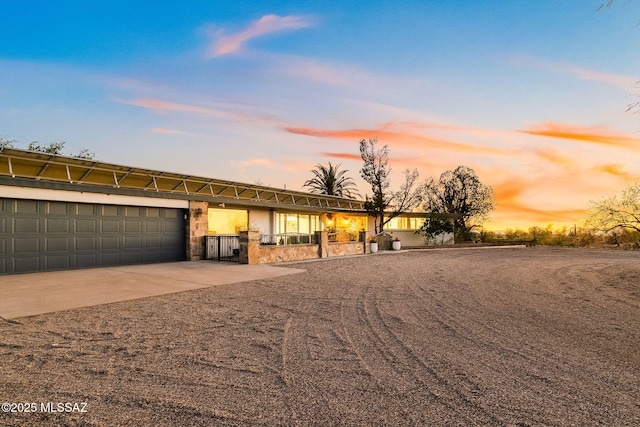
[1,247,639,426]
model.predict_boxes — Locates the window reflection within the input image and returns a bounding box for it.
[385,216,425,230]
[276,213,321,234]
[208,208,248,234]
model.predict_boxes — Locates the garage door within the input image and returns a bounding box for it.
[0,198,186,275]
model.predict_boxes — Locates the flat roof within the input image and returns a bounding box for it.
[0,148,366,211]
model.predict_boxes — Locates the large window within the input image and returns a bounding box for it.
[208,208,248,234]
[276,213,320,234]
[385,216,425,230]
[330,215,367,233]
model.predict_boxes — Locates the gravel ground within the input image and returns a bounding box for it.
[1,246,639,426]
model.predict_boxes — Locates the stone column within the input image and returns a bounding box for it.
[186,200,208,261]
[239,230,260,264]
[316,230,329,258]
[360,231,368,254]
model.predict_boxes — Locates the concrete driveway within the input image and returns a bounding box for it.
[0,262,305,320]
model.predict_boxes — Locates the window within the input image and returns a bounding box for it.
[208,208,248,234]
[327,215,367,233]
[276,213,321,234]
[385,216,424,230]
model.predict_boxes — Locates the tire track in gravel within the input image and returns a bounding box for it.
[394,249,640,425]
[400,258,539,363]
[395,255,566,424]
[339,282,503,425]
[279,295,376,425]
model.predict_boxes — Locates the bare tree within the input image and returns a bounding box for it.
[585,182,640,236]
[359,138,423,234]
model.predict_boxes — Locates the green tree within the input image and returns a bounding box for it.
[0,136,16,149]
[25,141,95,159]
[423,166,495,242]
[73,148,96,160]
[359,138,423,234]
[27,141,66,155]
[303,162,360,198]
[418,212,454,244]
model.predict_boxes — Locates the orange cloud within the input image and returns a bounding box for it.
[495,203,587,224]
[285,126,510,155]
[492,178,528,204]
[210,15,314,57]
[520,122,640,149]
[322,152,362,161]
[591,164,637,181]
[532,148,574,167]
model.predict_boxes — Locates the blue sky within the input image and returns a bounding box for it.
[1,0,639,229]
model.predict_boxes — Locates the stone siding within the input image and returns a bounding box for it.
[327,241,365,257]
[239,230,368,264]
[186,200,208,261]
[256,244,320,264]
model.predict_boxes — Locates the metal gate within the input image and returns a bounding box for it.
[206,235,240,262]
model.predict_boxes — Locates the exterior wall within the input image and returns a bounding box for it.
[249,209,272,234]
[0,185,188,209]
[385,230,454,246]
[187,200,208,261]
[388,230,426,246]
[368,216,376,234]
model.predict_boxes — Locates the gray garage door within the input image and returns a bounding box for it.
[0,198,186,275]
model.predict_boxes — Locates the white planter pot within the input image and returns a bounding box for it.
[392,240,401,251]
[370,242,378,253]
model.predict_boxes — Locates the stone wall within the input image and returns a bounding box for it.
[256,244,321,264]
[239,230,367,264]
[327,241,365,257]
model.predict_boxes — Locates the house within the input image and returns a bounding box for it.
[0,148,449,275]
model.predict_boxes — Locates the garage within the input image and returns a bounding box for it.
[0,198,186,274]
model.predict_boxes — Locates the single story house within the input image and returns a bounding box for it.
[0,148,451,275]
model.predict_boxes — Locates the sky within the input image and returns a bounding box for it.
[1,1,639,230]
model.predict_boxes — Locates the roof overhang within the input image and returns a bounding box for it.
[0,148,366,212]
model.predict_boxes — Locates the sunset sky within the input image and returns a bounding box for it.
[1,1,639,230]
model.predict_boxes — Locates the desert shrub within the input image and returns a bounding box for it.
[504,228,530,241]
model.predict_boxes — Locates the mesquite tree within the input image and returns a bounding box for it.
[423,166,494,241]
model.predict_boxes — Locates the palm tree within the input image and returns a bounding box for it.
[303,162,361,199]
